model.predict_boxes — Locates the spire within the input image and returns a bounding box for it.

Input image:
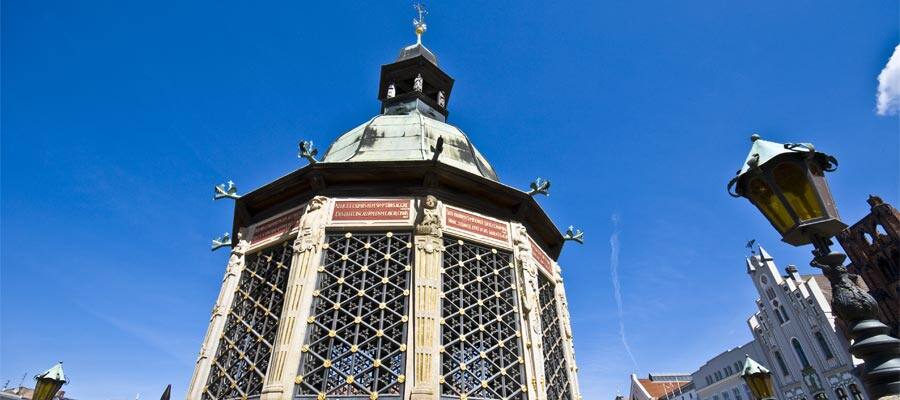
[413,3,427,45]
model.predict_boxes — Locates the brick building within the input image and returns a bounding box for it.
[836,195,900,338]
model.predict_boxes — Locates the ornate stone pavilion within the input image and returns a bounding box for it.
[188,16,582,400]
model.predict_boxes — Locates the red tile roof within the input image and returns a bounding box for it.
[637,379,692,399]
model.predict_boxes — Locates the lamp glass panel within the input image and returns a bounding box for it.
[772,162,823,222]
[759,374,774,399]
[747,178,793,233]
[33,380,63,400]
[808,161,839,218]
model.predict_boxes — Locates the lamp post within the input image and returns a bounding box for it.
[728,134,900,399]
[32,362,68,400]
[741,354,775,400]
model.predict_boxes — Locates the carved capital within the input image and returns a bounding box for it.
[415,236,445,254]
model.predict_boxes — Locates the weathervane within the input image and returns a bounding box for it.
[413,3,428,44]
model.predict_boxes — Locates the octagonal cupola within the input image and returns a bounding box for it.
[377,7,453,121]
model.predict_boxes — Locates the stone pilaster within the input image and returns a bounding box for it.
[512,223,547,400]
[411,195,443,400]
[187,232,251,400]
[554,264,582,400]
[260,196,329,400]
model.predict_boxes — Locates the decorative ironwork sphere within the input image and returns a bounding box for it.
[728,134,845,246]
[740,355,774,400]
[33,362,68,400]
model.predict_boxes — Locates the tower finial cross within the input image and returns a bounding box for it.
[413,3,428,44]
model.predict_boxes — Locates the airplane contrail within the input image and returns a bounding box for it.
[610,213,638,369]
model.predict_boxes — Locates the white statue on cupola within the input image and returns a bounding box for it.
[387,83,396,99]
[414,73,423,92]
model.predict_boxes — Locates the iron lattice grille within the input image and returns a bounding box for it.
[296,231,412,398]
[441,238,527,400]
[204,240,294,400]
[538,274,572,400]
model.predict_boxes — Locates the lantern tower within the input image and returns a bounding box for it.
[188,12,583,400]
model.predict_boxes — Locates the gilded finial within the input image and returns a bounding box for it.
[413,3,428,44]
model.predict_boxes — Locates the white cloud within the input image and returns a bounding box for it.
[876,44,900,116]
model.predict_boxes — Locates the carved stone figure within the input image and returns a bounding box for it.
[437,90,445,107]
[294,196,328,253]
[416,195,442,238]
[227,232,250,275]
[387,83,396,99]
[414,74,423,92]
[514,224,542,337]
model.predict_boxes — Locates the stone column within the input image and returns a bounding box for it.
[554,264,582,400]
[512,223,547,400]
[411,195,443,400]
[261,196,328,400]
[187,232,251,400]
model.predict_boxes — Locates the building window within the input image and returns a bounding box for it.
[774,307,785,324]
[814,332,834,359]
[296,232,412,397]
[774,351,789,376]
[441,237,527,399]
[814,394,827,400]
[780,305,790,321]
[792,338,811,369]
[835,388,848,400]
[726,366,733,376]
[538,273,573,400]
[849,384,863,400]
[766,287,777,300]
[723,391,731,400]
[761,275,769,285]
[733,387,742,400]
[205,240,294,400]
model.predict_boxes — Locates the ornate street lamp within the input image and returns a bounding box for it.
[741,355,775,400]
[32,362,68,400]
[728,134,900,399]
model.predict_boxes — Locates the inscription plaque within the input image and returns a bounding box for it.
[332,199,411,221]
[445,207,509,242]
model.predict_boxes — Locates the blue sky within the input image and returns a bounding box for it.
[2,1,897,399]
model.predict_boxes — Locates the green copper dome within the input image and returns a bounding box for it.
[321,110,499,181]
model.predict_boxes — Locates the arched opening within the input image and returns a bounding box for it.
[862,231,875,245]
[791,338,811,368]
